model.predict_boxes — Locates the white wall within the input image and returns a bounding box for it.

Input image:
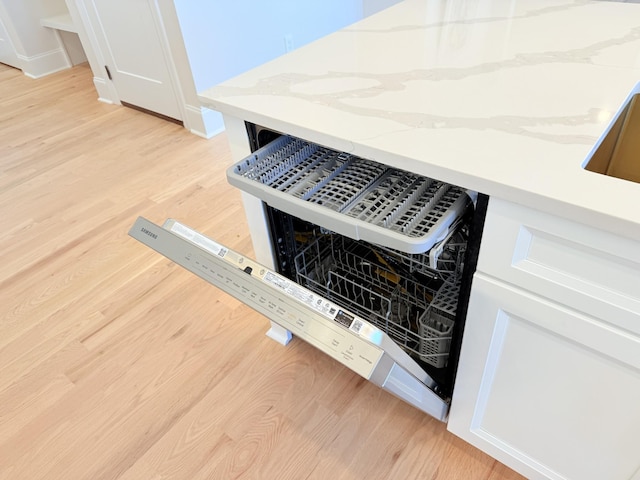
[170,0,400,136]
[173,0,363,93]
[364,0,402,17]
[0,0,72,77]
[170,0,371,136]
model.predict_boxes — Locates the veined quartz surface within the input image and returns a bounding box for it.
[199,0,640,239]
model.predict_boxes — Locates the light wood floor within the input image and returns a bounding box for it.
[0,63,525,480]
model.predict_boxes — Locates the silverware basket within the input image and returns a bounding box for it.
[418,279,460,368]
[228,135,474,254]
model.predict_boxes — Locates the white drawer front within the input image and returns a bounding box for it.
[477,198,640,335]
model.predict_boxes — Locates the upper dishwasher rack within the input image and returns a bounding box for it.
[227,135,475,254]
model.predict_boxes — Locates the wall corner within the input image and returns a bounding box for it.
[184,104,224,138]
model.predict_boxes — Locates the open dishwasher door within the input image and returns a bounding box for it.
[129,216,450,421]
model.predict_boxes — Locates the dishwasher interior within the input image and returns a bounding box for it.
[241,126,488,395]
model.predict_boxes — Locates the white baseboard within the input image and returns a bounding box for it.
[184,104,225,138]
[19,48,70,79]
[92,76,116,104]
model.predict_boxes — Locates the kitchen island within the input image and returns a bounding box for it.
[198,1,640,479]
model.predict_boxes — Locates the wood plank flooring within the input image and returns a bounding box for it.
[0,63,525,480]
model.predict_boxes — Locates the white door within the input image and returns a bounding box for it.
[0,15,20,69]
[448,274,640,480]
[81,0,182,120]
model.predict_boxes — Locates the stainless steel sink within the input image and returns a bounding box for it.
[585,93,640,184]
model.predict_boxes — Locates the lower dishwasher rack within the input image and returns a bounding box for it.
[228,135,476,254]
[294,234,464,368]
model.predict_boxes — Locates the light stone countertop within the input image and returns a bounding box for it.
[199,0,640,241]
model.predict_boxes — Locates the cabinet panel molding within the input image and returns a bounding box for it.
[478,198,640,335]
[449,274,640,480]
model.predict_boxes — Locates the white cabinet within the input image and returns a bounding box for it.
[448,198,640,480]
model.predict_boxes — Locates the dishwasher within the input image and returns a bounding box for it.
[129,126,487,421]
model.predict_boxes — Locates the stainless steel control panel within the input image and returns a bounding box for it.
[129,217,449,421]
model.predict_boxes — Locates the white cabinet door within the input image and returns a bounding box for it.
[81,0,181,120]
[448,274,640,480]
[0,14,19,69]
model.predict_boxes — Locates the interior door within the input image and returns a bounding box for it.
[0,15,20,69]
[129,216,451,421]
[81,0,181,120]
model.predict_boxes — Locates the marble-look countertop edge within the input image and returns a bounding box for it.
[199,92,640,243]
